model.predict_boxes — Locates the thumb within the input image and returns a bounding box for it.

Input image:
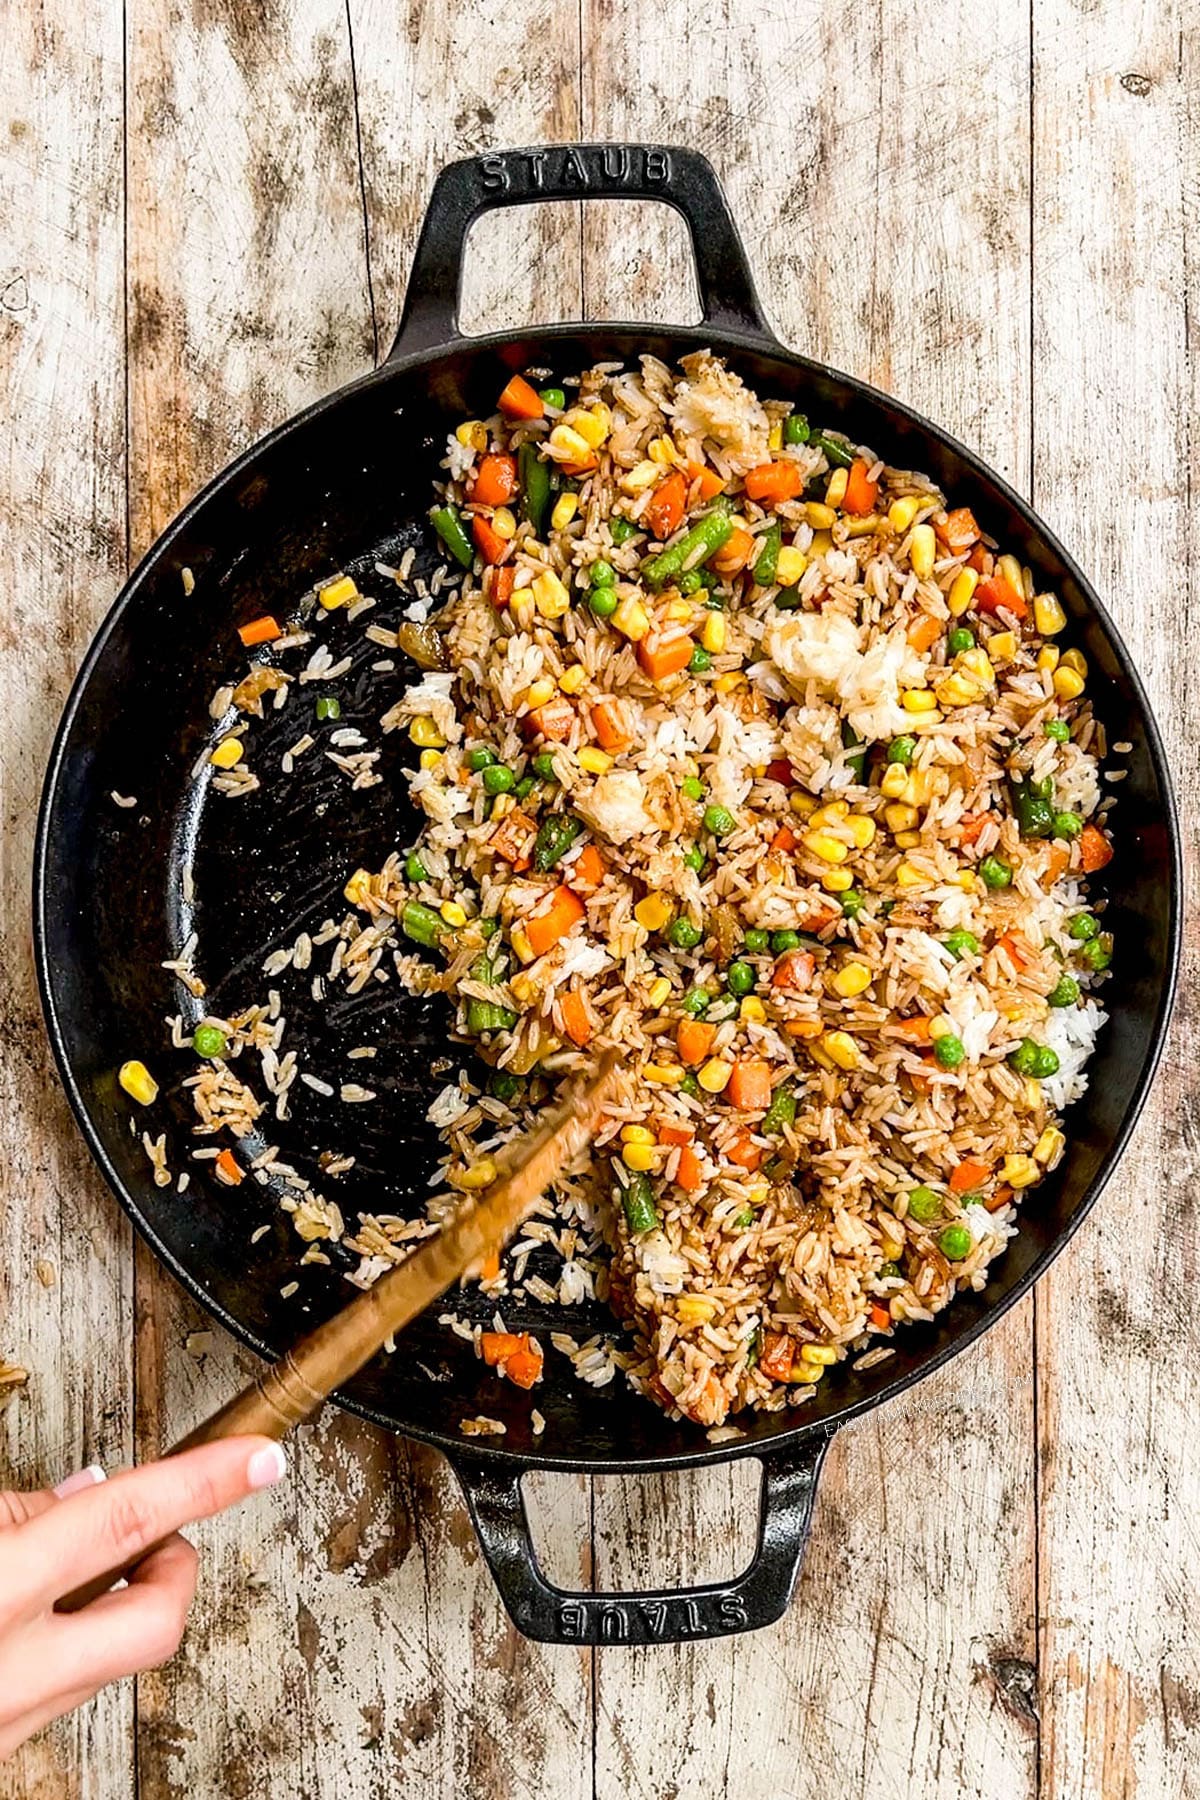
[0,1466,105,1531]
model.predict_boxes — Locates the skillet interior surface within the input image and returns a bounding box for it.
[36,322,1179,1474]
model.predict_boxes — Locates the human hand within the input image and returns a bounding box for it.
[0,1436,286,1759]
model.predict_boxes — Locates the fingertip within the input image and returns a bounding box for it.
[245,1441,287,1491]
[53,1465,107,1500]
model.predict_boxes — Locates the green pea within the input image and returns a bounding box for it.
[771,930,801,954]
[907,1186,942,1223]
[478,917,499,939]
[683,845,705,872]
[939,1223,973,1262]
[726,960,755,996]
[980,854,1012,890]
[839,889,865,920]
[960,1193,986,1210]
[947,627,975,655]
[681,776,705,802]
[1079,936,1112,971]
[588,587,618,619]
[933,1033,965,1069]
[192,1024,228,1060]
[610,517,636,545]
[590,559,616,587]
[775,586,802,611]
[732,1207,756,1229]
[688,646,713,674]
[682,987,711,1017]
[490,1070,523,1102]
[944,928,980,960]
[514,775,535,800]
[1052,811,1083,840]
[538,385,566,410]
[466,746,497,771]
[704,804,735,837]
[887,735,916,766]
[743,928,770,953]
[1048,974,1080,1007]
[668,917,703,950]
[1068,912,1099,941]
[783,412,810,445]
[481,764,515,795]
[533,752,558,780]
[1033,1045,1060,1078]
[404,851,427,883]
[876,1261,903,1281]
[315,695,341,722]
[1045,719,1070,742]
[1008,1038,1059,1078]
[679,1071,701,1099]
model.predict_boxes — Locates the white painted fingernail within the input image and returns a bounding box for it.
[246,1443,287,1490]
[53,1465,107,1499]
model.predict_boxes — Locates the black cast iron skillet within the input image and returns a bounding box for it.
[35,145,1181,1644]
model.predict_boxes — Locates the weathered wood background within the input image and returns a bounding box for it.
[1,0,1196,1794]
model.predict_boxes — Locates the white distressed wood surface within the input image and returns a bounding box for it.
[0,0,1195,1794]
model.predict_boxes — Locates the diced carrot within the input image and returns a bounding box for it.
[658,1121,695,1147]
[238,615,281,647]
[772,949,815,991]
[591,698,630,751]
[974,574,1028,620]
[986,1185,1014,1213]
[480,1250,501,1281]
[997,932,1031,969]
[687,460,726,501]
[907,613,943,654]
[869,1303,892,1331]
[967,543,989,573]
[727,1060,772,1112]
[764,759,795,785]
[674,1143,704,1192]
[934,506,980,553]
[215,1147,244,1186]
[1044,843,1071,886]
[677,1018,717,1066]
[1079,823,1114,873]
[490,807,536,870]
[488,564,515,608]
[950,1158,992,1193]
[909,1072,933,1096]
[744,461,804,505]
[480,1331,525,1365]
[843,457,879,516]
[505,1344,544,1389]
[797,904,840,934]
[560,456,598,477]
[760,1332,795,1382]
[958,813,990,845]
[645,470,688,541]
[783,1019,824,1039]
[637,629,693,682]
[770,825,796,853]
[890,1015,933,1044]
[470,452,518,507]
[472,514,509,565]
[497,374,543,420]
[524,698,574,741]
[560,990,593,1048]
[481,1331,543,1388]
[726,1130,763,1171]
[711,526,756,575]
[526,886,585,958]
[570,843,605,890]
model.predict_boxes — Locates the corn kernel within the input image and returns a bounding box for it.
[454,1158,497,1190]
[948,567,979,616]
[957,870,976,890]
[119,1059,158,1105]
[880,1236,904,1262]
[643,1062,684,1085]
[713,672,743,694]
[210,736,244,769]
[1033,593,1067,636]
[647,976,672,1010]
[903,769,933,805]
[885,802,919,833]
[1021,1076,1043,1109]
[1034,1126,1066,1168]
[620,459,661,495]
[800,1343,838,1366]
[455,419,488,452]
[997,553,1024,594]
[896,861,925,888]
[775,545,808,586]
[812,799,849,824]
[491,506,517,541]
[909,523,937,579]
[409,714,446,748]
[550,491,579,531]
[1002,1153,1040,1190]
[888,495,922,532]
[440,901,467,928]
[804,502,837,530]
[532,570,570,619]
[821,869,854,892]
[550,423,593,463]
[569,404,611,449]
[318,574,358,611]
[894,830,922,849]
[822,1030,861,1071]
[702,611,726,654]
[790,1362,825,1384]
[789,790,817,816]
[809,530,833,559]
[959,648,996,686]
[666,596,693,622]
[510,588,535,630]
[901,688,938,714]
[1037,646,1060,673]
[526,678,556,709]
[1061,648,1088,676]
[880,762,910,800]
[559,664,588,695]
[647,433,676,465]
[579,746,613,775]
[740,996,767,1023]
[826,467,849,508]
[490,790,513,817]
[612,595,650,641]
[803,830,850,865]
[1053,666,1085,701]
[844,514,882,538]
[344,868,372,906]
[621,1124,656,1145]
[698,1057,733,1093]
[833,961,872,998]
[768,421,783,451]
[419,749,443,771]
[845,813,876,849]
[635,892,674,932]
[936,673,984,709]
[988,630,1017,663]
[676,1294,718,1326]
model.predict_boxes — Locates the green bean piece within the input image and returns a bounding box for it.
[477,917,498,939]
[465,952,518,1036]
[841,720,867,783]
[683,845,705,872]
[811,431,855,468]
[430,505,473,568]
[641,501,734,589]
[753,521,782,586]
[490,1070,523,1102]
[401,901,444,948]
[621,1172,659,1236]
[679,1071,701,1099]
[688,646,713,674]
[678,570,705,594]
[514,775,535,800]
[533,812,583,872]
[775,586,803,610]
[1011,776,1054,838]
[518,441,552,534]
[762,1085,796,1136]
[404,851,427,883]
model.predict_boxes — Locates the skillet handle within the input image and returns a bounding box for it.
[388,143,777,361]
[446,1429,833,1644]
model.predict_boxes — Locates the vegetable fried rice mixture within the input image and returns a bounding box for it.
[147,353,1121,1431]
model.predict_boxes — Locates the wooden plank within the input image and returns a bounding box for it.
[1031,8,1200,1794]
[581,7,1040,1796]
[0,0,134,1792]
